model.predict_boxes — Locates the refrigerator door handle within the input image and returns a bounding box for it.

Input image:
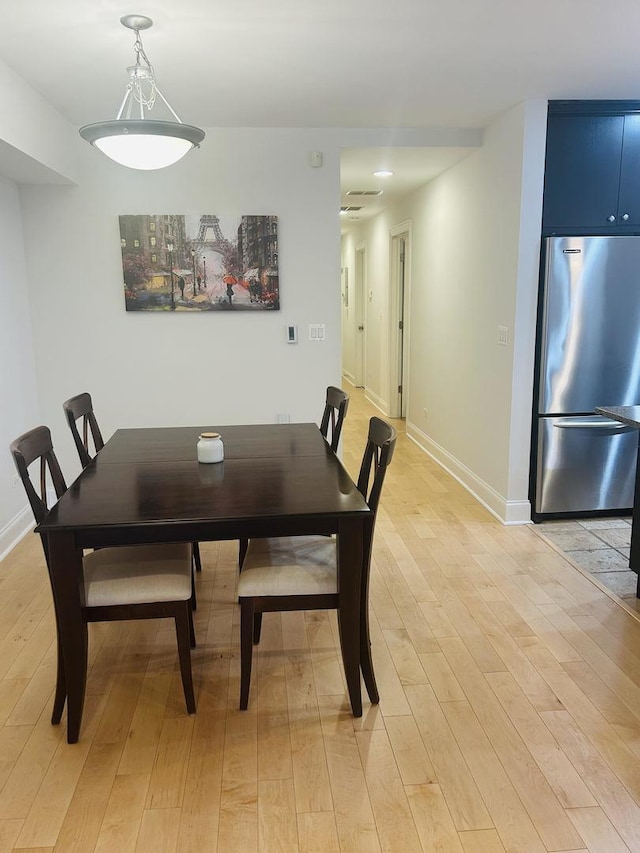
[553,417,635,433]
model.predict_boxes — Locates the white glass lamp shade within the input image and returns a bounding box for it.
[79,120,205,170]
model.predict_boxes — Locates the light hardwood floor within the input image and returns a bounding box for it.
[2,386,640,851]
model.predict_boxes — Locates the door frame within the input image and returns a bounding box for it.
[354,243,366,387]
[389,221,412,418]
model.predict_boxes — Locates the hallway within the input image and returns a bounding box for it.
[1,387,640,850]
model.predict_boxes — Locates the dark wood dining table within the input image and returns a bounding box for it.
[36,423,373,743]
[596,406,640,594]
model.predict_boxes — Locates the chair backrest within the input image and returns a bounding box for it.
[63,392,104,469]
[357,416,396,518]
[356,416,396,602]
[10,426,68,563]
[320,386,350,452]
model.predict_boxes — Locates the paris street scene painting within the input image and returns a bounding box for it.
[119,214,279,311]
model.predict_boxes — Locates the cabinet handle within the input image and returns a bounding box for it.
[622,213,631,221]
[607,214,616,222]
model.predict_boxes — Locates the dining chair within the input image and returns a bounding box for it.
[320,385,350,452]
[237,415,396,710]
[237,385,351,571]
[10,425,197,725]
[62,392,104,468]
[63,392,203,579]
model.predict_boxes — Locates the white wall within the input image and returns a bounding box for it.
[341,239,357,383]
[0,57,78,185]
[18,129,346,482]
[341,101,547,523]
[0,114,485,557]
[15,124,484,483]
[507,101,549,508]
[0,175,41,557]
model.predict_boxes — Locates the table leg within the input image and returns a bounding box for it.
[48,531,88,744]
[337,517,363,717]
[360,518,378,704]
[631,437,640,593]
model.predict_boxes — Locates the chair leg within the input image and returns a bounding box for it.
[192,541,202,572]
[188,606,196,649]
[360,604,379,704]
[253,612,263,645]
[237,538,249,604]
[239,598,255,710]
[191,565,197,612]
[238,538,248,569]
[51,632,67,725]
[175,604,196,714]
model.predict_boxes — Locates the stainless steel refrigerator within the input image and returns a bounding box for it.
[534,235,640,517]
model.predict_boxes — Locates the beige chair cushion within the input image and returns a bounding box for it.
[237,536,337,597]
[82,543,192,607]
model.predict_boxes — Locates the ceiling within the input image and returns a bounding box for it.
[340,146,473,225]
[3,1,640,212]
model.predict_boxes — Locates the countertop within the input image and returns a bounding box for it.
[596,406,640,428]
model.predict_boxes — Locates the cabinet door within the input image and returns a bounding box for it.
[542,115,624,229]
[617,115,640,226]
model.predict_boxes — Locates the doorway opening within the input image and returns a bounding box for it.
[354,246,366,387]
[389,222,411,419]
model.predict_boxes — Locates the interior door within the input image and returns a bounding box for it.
[389,230,409,418]
[354,247,365,387]
[397,236,406,416]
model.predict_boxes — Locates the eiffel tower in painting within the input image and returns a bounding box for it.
[193,215,228,254]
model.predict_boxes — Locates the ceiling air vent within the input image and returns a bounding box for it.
[340,206,362,212]
[346,190,383,196]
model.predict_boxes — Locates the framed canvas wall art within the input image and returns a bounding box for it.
[120,214,279,311]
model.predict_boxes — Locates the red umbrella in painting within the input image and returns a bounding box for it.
[223,274,237,305]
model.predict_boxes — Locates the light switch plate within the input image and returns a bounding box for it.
[309,324,326,341]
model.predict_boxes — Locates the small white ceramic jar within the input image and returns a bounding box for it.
[197,432,224,464]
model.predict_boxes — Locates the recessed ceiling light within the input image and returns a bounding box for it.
[373,170,393,178]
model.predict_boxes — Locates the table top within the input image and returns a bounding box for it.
[596,406,640,429]
[96,423,330,464]
[36,423,371,539]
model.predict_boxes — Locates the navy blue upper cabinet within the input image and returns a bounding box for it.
[617,114,640,226]
[543,115,625,229]
[542,106,640,232]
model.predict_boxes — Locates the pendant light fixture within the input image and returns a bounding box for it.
[79,15,205,170]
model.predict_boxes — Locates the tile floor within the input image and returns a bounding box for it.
[537,516,640,609]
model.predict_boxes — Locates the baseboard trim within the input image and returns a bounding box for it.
[0,505,34,564]
[364,389,388,417]
[406,421,531,526]
[342,370,356,386]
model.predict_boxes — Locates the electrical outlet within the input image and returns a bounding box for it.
[423,408,428,418]
[277,413,290,423]
[12,473,20,487]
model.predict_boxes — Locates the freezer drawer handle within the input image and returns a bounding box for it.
[553,418,634,432]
